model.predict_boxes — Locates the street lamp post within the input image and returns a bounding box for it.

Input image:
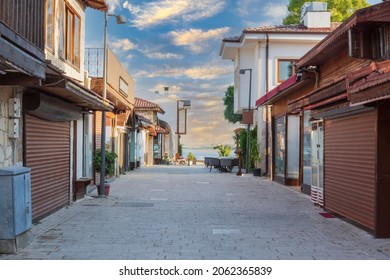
[176,100,191,155]
[239,68,252,174]
[154,87,190,156]
[99,12,126,197]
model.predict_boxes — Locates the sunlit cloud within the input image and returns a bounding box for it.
[169,28,230,54]
[135,64,230,80]
[110,38,137,52]
[123,0,226,29]
[141,50,184,60]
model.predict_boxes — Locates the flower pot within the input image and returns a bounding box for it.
[253,168,262,176]
[97,183,110,196]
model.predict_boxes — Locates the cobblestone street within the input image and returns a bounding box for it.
[1,165,389,260]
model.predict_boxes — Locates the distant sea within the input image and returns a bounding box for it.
[182,147,220,161]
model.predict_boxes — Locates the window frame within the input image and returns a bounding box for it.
[60,1,81,68]
[277,59,297,84]
[348,24,389,60]
[45,0,56,52]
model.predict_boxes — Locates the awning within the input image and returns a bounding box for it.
[158,119,171,134]
[30,76,114,112]
[0,22,45,79]
[84,0,108,11]
[91,77,133,111]
[255,75,298,107]
[288,78,346,113]
[155,125,167,134]
[347,61,390,106]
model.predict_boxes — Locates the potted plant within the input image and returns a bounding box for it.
[93,148,118,196]
[187,152,196,166]
[249,127,262,176]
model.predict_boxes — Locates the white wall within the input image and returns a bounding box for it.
[238,48,256,113]
[268,41,317,89]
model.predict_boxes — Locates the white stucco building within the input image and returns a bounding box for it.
[220,2,338,176]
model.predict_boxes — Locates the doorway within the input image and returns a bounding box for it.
[311,121,324,206]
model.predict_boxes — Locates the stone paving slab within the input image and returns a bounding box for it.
[1,164,389,260]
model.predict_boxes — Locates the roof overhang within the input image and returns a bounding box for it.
[30,75,114,112]
[84,0,108,11]
[0,22,45,79]
[298,1,390,67]
[91,77,134,111]
[255,74,312,107]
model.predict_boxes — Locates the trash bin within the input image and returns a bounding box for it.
[0,166,32,253]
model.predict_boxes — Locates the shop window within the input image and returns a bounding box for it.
[287,115,300,179]
[303,111,312,186]
[277,59,296,83]
[274,116,286,178]
[83,114,93,178]
[45,0,55,51]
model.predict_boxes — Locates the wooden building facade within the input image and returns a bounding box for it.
[256,2,390,237]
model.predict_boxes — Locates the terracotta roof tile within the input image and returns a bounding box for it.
[244,23,338,34]
[223,23,340,43]
[135,97,165,114]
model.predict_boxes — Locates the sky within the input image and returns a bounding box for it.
[85,0,381,148]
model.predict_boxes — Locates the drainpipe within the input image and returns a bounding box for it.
[264,34,270,176]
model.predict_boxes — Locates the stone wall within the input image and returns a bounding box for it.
[0,87,24,167]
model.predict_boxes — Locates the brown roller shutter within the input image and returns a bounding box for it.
[324,110,377,231]
[95,111,102,186]
[95,111,102,150]
[25,114,70,221]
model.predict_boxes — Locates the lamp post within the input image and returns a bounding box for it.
[176,99,191,155]
[153,87,190,156]
[239,68,252,174]
[99,12,126,197]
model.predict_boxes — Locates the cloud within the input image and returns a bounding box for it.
[141,50,184,60]
[123,0,226,29]
[110,38,137,52]
[264,3,288,21]
[135,64,230,80]
[237,0,288,26]
[169,27,230,54]
[236,0,259,17]
[106,0,121,13]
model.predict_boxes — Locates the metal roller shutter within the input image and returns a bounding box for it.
[95,111,102,186]
[25,114,70,221]
[324,110,376,230]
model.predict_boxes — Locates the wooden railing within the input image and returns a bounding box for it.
[0,0,44,50]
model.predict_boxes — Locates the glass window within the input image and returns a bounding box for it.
[83,114,93,178]
[60,2,81,67]
[58,0,64,58]
[287,115,300,179]
[274,116,286,178]
[45,0,55,51]
[74,15,80,66]
[278,59,296,83]
[303,111,312,185]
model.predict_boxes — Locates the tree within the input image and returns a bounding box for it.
[283,0,369,25]
[223,85,242,124]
